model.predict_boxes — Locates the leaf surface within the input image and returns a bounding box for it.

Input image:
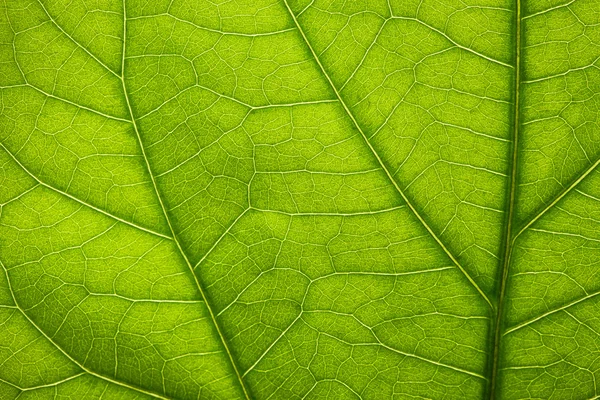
[1,0,599,399]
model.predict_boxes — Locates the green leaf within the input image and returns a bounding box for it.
[1,0,599,398]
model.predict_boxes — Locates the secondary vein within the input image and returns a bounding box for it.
[0,143,171,241]
[513,156,600,242]
[0,261,171,400]
[281,0,493,309]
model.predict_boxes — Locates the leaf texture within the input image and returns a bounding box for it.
[0,0,599,399]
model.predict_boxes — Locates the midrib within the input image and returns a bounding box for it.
[119,2,251,398]
[488,0,522,397]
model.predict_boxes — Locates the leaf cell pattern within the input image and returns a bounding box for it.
[0,0,599,399]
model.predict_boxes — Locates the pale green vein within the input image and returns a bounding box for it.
[304,379,362,400]
[249,205,406,217]
[340,19,387,91]
[513,157,600,242]
[12,372,86,392]
[281,0,493,309]
[528,228,600,244]
[128,13,296,38]
[390,16,514,69]
[0,143,172,241]
[313,329,487,380]
[133,80,338,119]
[522,56,600,84]
[243,314,303,378]
[0,376,19,391]
[0,261,170,400]
[13,83,131,124]
[0,184,39,207]
[504,289,600,335]
[194,207,251,269]
[522,0,578,20]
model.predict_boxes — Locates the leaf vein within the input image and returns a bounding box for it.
[0,261,171,400]
[281,0,493,309]
[0,143,172,240]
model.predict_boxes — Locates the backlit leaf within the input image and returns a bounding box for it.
[1,0,599,399]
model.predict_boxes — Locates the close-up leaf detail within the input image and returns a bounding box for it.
[1,0,599,398]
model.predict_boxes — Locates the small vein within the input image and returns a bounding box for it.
[0,184,40,207]
[21,84,131,123]
[529,228,600,243]
[194,208,251,269]
[281,0,493,309]
[130,13,296,37]
[0,261,171,400]
[390,16,513,69]
[0,143,172,240]
[249,205,406,217]
[243,314,303,377]
[35,0,121,78]
[522,56,600,84]
[0,376,19,391]
[17,372,86,392]
[314,329,486,380]
[522,0,578,19]
[514,156,600,241]
[120,3,251,398]
[504,290,600,335]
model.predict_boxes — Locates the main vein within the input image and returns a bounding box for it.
[488,0,522,396]
[119,2,251,399]
[280,0,493,309]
